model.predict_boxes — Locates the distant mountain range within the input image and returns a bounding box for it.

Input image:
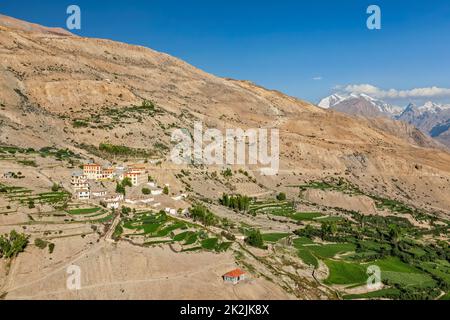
[318,93,450,148]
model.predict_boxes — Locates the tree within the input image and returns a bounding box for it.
[0,230,29,259]
[163,186,169,195]
[320,222,337,239]
[190,205,217,226]
[121,206,132,215]
[142,187,151,195]
[116,182,125,195]
[276,192,286,201]
[220,194,250,212]
[122,177,132,188]
[51,183,60,192]
[245,229,265,249]
[28,200,35,209]
[388,224,401,243]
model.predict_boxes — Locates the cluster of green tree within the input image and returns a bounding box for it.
[386,283,442,300]
[116,177,132,196]
[245,229,266,249]
[219,194,251,212]
[99,143,150,158]
[294,223,338,240]
[189,205,217,226]
[39,147,80,161]
[0,230,29,259]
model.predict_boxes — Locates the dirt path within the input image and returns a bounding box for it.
[2,242,105,294]
[8,259,235,300]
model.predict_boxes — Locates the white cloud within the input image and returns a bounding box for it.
[342,84,450,99]
[313,76,323,81]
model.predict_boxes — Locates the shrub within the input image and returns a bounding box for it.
[276,192,287,201]
[163,186,169,195]
[245,229,265,249]
[222,168,233,178]
[34,238,48,249]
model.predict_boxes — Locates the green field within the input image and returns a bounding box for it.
[67,207,101,215]
[324,259,367,285]
[201,238,218,250]
[292,237,314,247]
[324,257,436,288]
[291,212,324,221]
[120,211,232,253]
[297,249,319,268]
[262,233,290,242]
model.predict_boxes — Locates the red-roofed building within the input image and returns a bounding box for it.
[83,163,102,180]
[222,268,246,284]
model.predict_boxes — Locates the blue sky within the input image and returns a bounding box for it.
[1,0,450,106]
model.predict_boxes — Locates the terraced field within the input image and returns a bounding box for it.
[118,211,232,252]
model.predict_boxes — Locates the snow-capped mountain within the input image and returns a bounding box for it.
[317,93,403,117]
[317,94,346,109]
[318,93,450,148]
[396,102,450,147]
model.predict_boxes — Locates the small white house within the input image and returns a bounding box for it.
[91,190,107,198]
[165,208,177,215]
[77,189,90,200]
[151,189,163,196]
[172,194,187,201]
[106,200,120,209]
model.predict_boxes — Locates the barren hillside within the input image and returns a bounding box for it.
[0,16,449,300]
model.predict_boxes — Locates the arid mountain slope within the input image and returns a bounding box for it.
[0,15,449,215]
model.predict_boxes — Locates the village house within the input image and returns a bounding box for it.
[124,170,146,186]
[165,207,177,215]
[89,182,108,198]
[76,189,90,200]
[151,189,163,196]
[71,171,89,189]
[101,168,115,180]
[222,269,246,285]
[103,194,124,209]
[83,163,102,180]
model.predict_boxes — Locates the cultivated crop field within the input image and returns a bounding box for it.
[117,211,233,252]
